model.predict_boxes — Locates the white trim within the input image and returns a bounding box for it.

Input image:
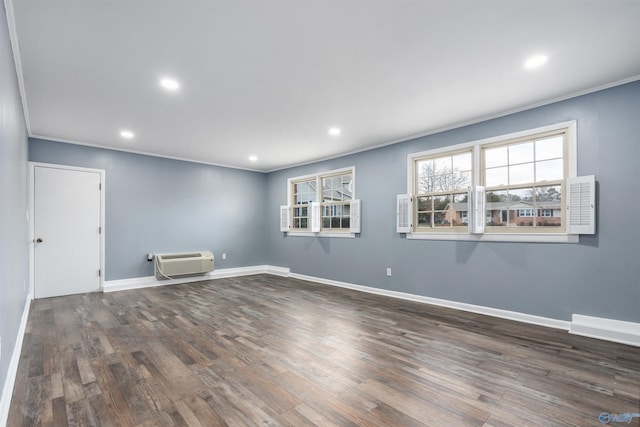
[286,232,356,238]
[570,315,640,347]
[566,120,578,178]
[29,135,265,173]
[408,140,477,164]
[103,265,291,292]
[103,275,159,292]
[28,162,106,297]
[211,265,289,279]
[406,232,579,243]
[468,186,486,234]
[0,295,31,427]
[288,272,570,331]
[4,0,32,132]
[310,202,321,232]
[263,265,291,277]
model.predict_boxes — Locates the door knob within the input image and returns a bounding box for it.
[36,238,43,243]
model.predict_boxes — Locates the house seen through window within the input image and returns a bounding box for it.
[405,121,577,241]
[483,132,565,231]
[286,167,356,234]
[414,150,472,231]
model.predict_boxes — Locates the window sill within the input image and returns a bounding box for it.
[405,232,579,243]
[287,232,356,239]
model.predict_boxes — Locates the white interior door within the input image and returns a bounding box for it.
[34,165,102,298]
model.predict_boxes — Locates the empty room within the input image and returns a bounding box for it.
[1,0,639,426]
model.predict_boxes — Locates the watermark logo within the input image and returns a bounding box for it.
[599,412,640,424]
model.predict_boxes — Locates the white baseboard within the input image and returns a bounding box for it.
[570,314,640,347]
[262,265,291,277]
[0,294,32,427]
[103,265,291,292]
[104,265,640,347]
[290,273,570,331]
[212,265,290,279]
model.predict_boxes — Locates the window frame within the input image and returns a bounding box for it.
[289,177,317,231]
[286,166,357,238]
[406,121,577,243]
[412,147,474,233]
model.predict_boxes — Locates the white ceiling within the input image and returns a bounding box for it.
[7,0,640,172]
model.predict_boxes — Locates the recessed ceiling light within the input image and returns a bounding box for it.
[524,55,548,69]
[120,130,134,139]
[328,127,341,136]
[248,155,258,162]
[160,78,180,90]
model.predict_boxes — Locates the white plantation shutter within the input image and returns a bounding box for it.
[280,206,290,232]
[349,199,361,233]
[468,186,486,234]
[567,175,595,234]
[310,202,321,232]
[396,194,412,233]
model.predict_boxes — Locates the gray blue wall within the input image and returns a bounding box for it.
[29,140,268,280]
[266,81,640,324]
[0,3,29,406]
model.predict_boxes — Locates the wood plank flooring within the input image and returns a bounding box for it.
[8,274,640,426]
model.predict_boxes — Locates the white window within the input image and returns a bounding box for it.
[483,130,566,231]
[290,178,316,230]
[413,149,472,231]
[320,172,353,231]
[401,121,594,242]
[282,167,360,237]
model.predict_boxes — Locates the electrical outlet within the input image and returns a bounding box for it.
[386,268,392,277]
[222,253,227,260]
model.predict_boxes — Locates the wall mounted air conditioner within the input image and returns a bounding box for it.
[155,251,214,279]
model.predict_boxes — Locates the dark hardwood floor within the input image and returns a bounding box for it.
[7,274,640,426]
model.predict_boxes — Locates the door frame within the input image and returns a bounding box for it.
[28,162,106,298]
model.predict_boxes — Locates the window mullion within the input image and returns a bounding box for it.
[430,198,434,228]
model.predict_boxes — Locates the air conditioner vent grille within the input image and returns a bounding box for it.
[160,253,202,260]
